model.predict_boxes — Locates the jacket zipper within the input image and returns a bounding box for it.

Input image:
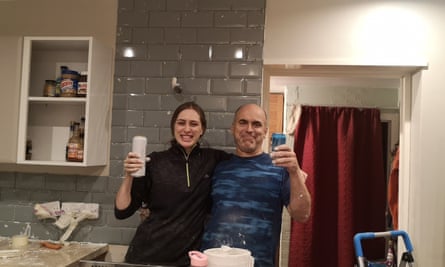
[181,144,197,188]
[185,158,190,187]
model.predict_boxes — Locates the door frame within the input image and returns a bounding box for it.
[262,64,426,266]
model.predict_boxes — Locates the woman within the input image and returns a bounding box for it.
[115,101,230,266]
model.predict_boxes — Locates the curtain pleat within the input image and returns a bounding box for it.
[289,106,387,267]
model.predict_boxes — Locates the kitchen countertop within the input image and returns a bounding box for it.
[0,237,108,267]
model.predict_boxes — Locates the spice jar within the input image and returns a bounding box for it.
[77,71,87,97]
[43,80,56,97]
[60,70,79,97]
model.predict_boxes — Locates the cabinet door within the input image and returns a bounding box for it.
[0,36,21,163]
[17,36,112,167]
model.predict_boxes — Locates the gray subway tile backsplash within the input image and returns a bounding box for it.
[130,61,163,77]
[230,28,264,44]
[229,62,262,77]
[149,12,181,27]
[128,94,161,110]
[247,11,266,27]
[135,0,165,11]
[116,26,132,43]
[45,174,76,191]
[162,61,195,77]
[211,78,243,95]
[164,28,197,43]
[166,0,198,11]
[232,0,266,10]
[182,78,210,94]
[1,0,265,245]
[197,28,230,44]
[126,77,146,94]
[118,10,149,27]
[113,94,129,110]
[146,77,174,94]
[196,62,228,77]
[143,110,173,128]
[181,45,211,61]
[215,11,248,28]
[133,28,164,44]
[197,0,232,11]
[127,127,160,143]
[181,12,213,27]
[148,45,180,60]
[212,45,245,60]
[246,79,263,95]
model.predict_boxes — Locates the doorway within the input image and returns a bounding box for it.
[262,64,424,266]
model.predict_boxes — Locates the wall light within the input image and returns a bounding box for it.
[235,48,243,59]
[208,46,213,60]
[123,47,135,58]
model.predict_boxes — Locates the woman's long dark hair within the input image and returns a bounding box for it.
[170,101,207,145]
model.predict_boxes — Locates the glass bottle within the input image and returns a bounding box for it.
[67,122,81,162]
[77,127,84,162]
[66,121,75,160]
[385,239,395,267]
[43,80,56,97]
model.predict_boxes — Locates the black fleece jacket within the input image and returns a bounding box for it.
[115,143,230,266]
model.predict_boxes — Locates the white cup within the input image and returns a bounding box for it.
[11,235,28,249]
[132,136,147,177]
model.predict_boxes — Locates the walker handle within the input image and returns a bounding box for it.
[353,230,414,257]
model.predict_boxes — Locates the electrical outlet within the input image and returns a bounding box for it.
[84,203,99,219]
[41,201,61,216]
[61,202,99,219]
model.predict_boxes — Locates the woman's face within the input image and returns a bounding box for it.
[174,109,204,154]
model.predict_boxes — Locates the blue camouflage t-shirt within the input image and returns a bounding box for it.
[201,153,290,267]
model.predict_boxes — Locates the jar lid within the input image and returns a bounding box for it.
[62,69,80,75]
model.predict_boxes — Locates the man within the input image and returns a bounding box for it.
[201,103,311,267]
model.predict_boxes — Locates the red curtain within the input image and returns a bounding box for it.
[289,106,387,267]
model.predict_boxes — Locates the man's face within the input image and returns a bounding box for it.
[231,104,268,156]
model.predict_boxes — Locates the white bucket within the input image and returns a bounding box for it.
[204,246,254,267]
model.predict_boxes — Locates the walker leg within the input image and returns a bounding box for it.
[398,252,414,267]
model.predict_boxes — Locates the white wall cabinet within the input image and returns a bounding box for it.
[17,36,113,166]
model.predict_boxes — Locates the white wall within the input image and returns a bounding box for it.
[0,0,117,175]
[264,0,445,265]
[264,1,429,66]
